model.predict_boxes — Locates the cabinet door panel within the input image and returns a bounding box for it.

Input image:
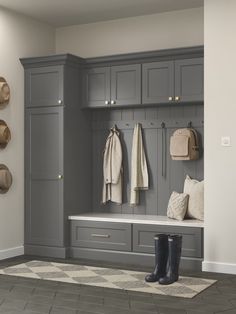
[111,64,141,106]
[175,58,204,102]
[25,66,64,107]
[85,67,110,107]
[25,107,64,246]
[133,224,203,258]
[142,61,174,104]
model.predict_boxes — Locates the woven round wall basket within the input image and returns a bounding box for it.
[0,164,12,194]
[0,120,11,149]
[0,77,10,108]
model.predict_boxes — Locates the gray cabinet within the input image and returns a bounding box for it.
[70,219,203,269]
[21,54,92,258]
[133,224,203,258]
[111,64,141,106]
[142,61,174,104]
[84,64,141,107]
[25,106,64,247]
[142,58,204,105]
[25,66,64,108]
[85,67,110,108]
[175,58,204,102]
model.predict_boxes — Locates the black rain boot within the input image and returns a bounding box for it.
[159,235,182,285]
[145,234,168,282]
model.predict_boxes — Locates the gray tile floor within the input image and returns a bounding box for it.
[0,256,235,314]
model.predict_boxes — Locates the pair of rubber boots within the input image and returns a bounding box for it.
[145,234,182,285]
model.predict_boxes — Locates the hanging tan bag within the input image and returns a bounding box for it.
[170,128,199,160]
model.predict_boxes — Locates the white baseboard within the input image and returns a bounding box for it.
[0,246,24,260]
[203,260,236,275]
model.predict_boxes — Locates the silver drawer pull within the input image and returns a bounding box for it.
[91,233,110,238]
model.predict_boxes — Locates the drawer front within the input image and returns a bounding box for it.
[133,224,203,258]
[71,221,131,251]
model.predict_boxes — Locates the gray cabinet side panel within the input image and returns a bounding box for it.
[64,65,92,227]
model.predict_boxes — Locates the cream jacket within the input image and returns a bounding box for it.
[102,127,123,205]
[130,123,149,205]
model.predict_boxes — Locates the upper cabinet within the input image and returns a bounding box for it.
[142,61,174,104]
[142,58,204,105]
[84,64,141,108]
[25,66,64,108]
[174,58,204,103]
[110,64,141,106]
[85,67,110,108]
[83,47,204,108]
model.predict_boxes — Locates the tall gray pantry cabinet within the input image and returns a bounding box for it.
[21,55,92,258]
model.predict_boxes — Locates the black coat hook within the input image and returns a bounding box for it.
[187,121,192,128]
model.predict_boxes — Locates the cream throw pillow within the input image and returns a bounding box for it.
[184,175,204,220]
[167,191,189,221]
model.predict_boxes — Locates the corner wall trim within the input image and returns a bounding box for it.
[203,260,236,275]
[0,246,24,260]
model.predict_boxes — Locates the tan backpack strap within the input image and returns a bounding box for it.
[190,128,199,150]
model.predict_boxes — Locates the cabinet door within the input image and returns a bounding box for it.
[142,61,174,104]
[25,107,64,247]
[111,64,141,106]
[25,66,64,107]
[85,67,110,108]
[175,58,204,102]
[133,224,203,258]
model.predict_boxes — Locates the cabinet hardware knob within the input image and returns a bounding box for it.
[58,99,62,104]
[168,96,173,101]
[58,174,63,179]
[105,100,110,105]
[111,100,116,105]
[175,96,180,101]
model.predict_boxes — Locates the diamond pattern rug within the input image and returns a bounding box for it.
[0,261,216,298]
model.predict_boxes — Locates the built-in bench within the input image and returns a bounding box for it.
[68,213,204,270]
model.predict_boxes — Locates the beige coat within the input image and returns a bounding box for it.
[102,127,123,205]
[130,123,149,205]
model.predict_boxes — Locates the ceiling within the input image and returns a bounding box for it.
[0,0,204,27]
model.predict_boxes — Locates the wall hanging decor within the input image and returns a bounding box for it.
[0,77,10,108]
[0,120,11,149]
[0,164,12,194]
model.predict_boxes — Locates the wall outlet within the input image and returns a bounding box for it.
[221,136,231,147]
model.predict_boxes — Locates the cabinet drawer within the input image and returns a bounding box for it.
[133,224,203,258]
[71,221,131,251]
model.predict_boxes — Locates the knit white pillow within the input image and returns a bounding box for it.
[184,175,204,221]
[167,191,189,221]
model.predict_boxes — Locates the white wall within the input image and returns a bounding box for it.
[0,7,55,259]
[204,0,236,274]
[56,7,203,57]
